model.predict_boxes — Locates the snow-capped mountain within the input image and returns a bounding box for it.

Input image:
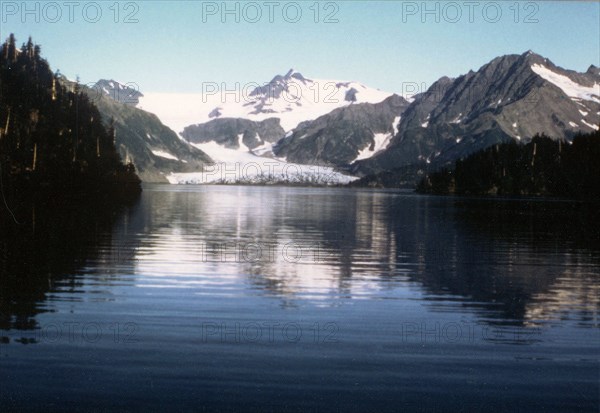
[138,69,393,134]
[136,69,393,185]
[93,79,144,105]
[354,51,600,176]
[96,55,599,186]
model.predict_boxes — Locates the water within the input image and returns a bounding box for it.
[1,185,598,412]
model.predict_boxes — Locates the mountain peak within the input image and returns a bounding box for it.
[249,69,312,100]
[271,69,308,83]
[96,78,129,89]
[93,79,143,105]
[485,51,545,68]
[587,65,600,76]
[521,50,544,59]
[518,50,547,65]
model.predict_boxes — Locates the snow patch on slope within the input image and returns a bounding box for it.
[581,119,599,131]
[354,133,393,162]
[450,113,463,124]
[152,149,180,161]
[252,141,275,157]
[392,116,402,134]
[236,133,250,152]
[531,64,600,103]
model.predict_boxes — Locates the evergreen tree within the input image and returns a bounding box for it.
[0,34,141,201]
[418,131,600,199]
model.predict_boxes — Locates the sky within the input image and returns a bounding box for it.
[1,1,599,94]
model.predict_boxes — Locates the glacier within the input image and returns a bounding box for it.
[166,141,357,185]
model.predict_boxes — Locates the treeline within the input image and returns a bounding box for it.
[349,164,426,189]
[0,34,140,202]
[417,131,600,199]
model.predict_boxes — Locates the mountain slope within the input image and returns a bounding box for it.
[273,94,409,166]
[354,51,600,176]
[181,117,285,151]
[80,79,213,182]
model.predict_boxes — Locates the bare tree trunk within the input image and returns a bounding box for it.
[4,107,10,136]
[32,143,37,171]
[73,98,78,162]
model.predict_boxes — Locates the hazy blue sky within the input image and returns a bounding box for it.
[2,1,599,94]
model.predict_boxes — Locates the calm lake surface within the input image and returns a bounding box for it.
[1,185,598,412]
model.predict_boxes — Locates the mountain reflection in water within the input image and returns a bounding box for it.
[0,186,598,412]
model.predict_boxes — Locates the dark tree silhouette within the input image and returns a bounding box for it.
[417,131,600,200]
[0,34,141,202]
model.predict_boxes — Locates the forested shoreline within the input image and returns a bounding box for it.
[0,34,141,206]
[417,131,600,199]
